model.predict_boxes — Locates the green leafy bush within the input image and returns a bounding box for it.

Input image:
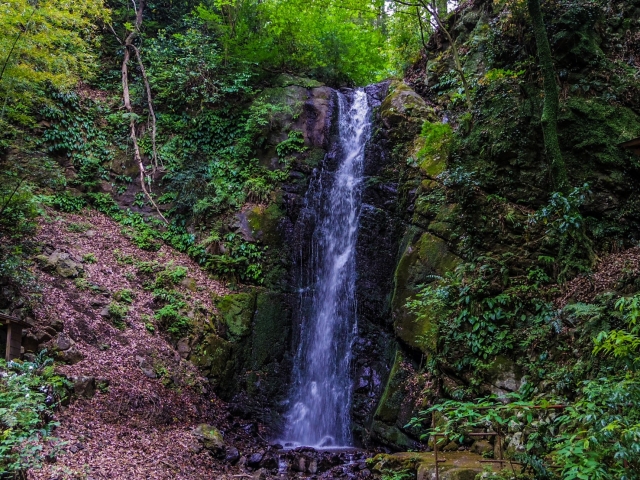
[0,352,69,476]
[154,303,191,338]
[107,302,128,329]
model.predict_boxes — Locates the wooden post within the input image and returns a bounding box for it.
[5,321,11,362]
[434,434,439,480]
[1,313,26,361]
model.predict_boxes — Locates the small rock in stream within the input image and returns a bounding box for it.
[248,452,263,468]
[225,447,240,464]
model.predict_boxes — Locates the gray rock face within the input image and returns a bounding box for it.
[55,333,74,351]
[247,452,263,468]
[72,376,96,398]
[57,345,84,364]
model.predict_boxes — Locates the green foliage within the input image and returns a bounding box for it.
[107,302,129,329]
[113,288,135,304]
[154,302,192,338]
[276,130,306,158]
[196,0,389,85]
[409,292,640,479]
[45,191,87,213]
[380,469,414,480]
[67,222,92,233]
[0,174,39,236]
[205,232,266,283]
[153,264,188,289]
[407,256,554,380]
[417,121,453,166]
[82,253,97,264]
[0,352,69,476]
[530,184,595,281]
[594,295,640,370]
[41,92,114,187]
[0,0,108,148]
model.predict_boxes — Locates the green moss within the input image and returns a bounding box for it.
[215,292,256,341]
[417,122,453,178]
[371,420,418,451]
[380,81,437,141]
[372,452,487,479]
[190,333,233,380]
[416,232,461,273]
[391,232,461,353]
[559,97,640,170]
[374,350,409,423]
[250,292,290,369]
[247,203,285,247]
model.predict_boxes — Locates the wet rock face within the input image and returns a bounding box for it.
[200,82,423,449]
[269,447,372,479]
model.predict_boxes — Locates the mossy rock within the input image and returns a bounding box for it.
[247,203,286,247]
[380,81,437,140]
[371,420,418,451]
[194,424,225,452]
[190,334,233,379]
[484,355,523,395]
[391,232,461,352]
[559,97,640,171]
[250,292,291,369]
[374,350,409,424]
[372,350,421,450]
[372,452,493,480]
[412,122,453,178]
[215,292,256,341]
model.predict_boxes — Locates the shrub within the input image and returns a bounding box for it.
[0,352,69,476]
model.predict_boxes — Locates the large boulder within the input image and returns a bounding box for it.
[215,293,256,341]
[392,231,461,353]
[380,81,437,141]
[193,424,225,456]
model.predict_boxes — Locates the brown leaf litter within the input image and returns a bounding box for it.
[27,209,266,479]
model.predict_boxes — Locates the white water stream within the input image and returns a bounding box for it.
[283,89,372,448]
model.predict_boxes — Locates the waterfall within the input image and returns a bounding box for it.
[284,89,371,448]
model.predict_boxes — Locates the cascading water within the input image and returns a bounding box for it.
[284,89,371,448]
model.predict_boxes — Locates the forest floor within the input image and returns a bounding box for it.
[26,209,269,479]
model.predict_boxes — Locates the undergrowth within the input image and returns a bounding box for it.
[0,352,69,476]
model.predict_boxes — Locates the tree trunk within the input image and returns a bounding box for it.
[119,0,167,223]
[527,0,568,193]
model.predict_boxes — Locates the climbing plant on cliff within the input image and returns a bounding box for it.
[527,0,568,192]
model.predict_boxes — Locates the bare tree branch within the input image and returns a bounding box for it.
[117,0,167,223]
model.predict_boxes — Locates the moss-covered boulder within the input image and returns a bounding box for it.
[250,292,291,370]
[247,203,285,248]
[215,292,256,341]
[190,333,233,383]
[371,451,490,480]
[484,355,523,396]
[392,231,461,352]
[371,350,420,450]
[380,81,437,141]
[193,424,225,455]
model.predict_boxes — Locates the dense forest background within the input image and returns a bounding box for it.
[1,0,640,479]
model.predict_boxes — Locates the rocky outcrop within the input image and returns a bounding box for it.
[186,80,460,450]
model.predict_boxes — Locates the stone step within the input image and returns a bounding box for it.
[371,451,522,480]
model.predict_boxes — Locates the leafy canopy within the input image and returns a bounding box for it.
[0,0,108,145]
